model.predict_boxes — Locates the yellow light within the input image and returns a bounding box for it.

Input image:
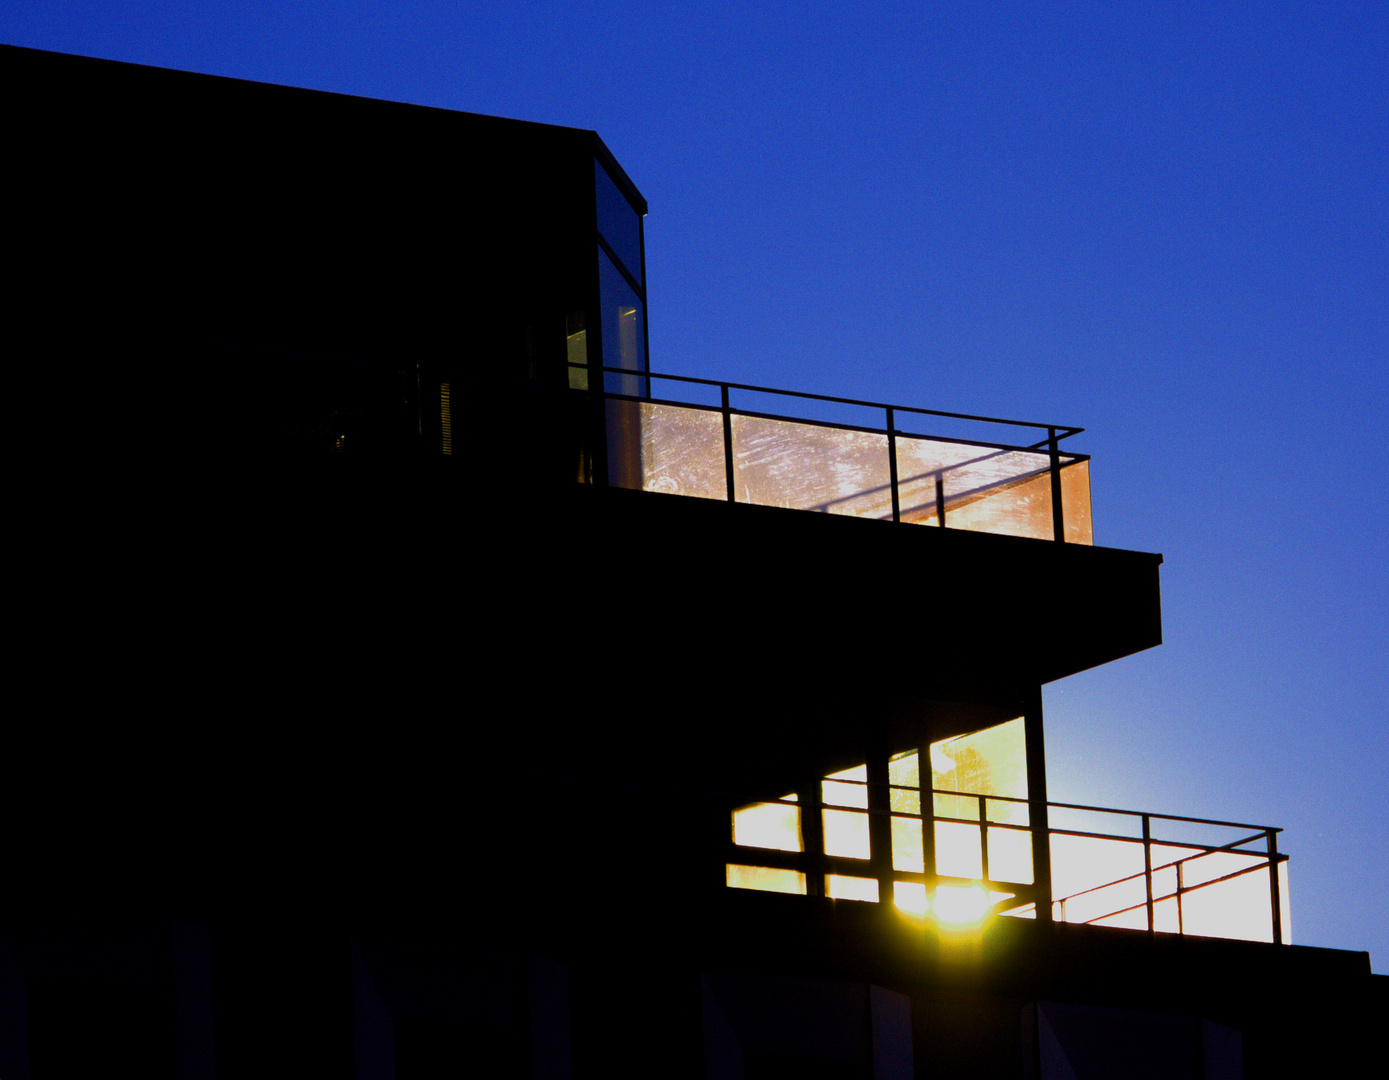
[934,885,991,927]
[892,881,930,917]
[826,874,880,902]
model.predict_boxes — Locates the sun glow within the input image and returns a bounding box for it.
[933,885,991,926]
[726,718,1288,945]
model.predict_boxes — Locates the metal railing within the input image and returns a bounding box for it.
[588,365,1094,543]
[1041,797,1287,942]
[727,782,1289,944]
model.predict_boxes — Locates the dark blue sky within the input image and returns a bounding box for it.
[6,2,1384,969]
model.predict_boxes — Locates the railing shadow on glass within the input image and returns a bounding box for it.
[727,781,1289,945]
[583,364,1094,544]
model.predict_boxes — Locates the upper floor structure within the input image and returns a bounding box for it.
[5,43,1378,1080]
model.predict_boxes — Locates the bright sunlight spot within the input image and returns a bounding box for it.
[934,885,991,927]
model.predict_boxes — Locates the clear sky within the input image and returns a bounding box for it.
[6,2,1384,970]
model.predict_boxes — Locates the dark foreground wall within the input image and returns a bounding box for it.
[5,43,1378,1080]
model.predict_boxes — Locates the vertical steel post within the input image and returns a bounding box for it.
[801,777,826,899]
[1023,690,1053,921]
[1177,862,1185,934]
[1049,427,1065,543]
[886,406,901,523]
[1268,831,1284,944]
[1142,814,1155,933]
[920,743,938,912]
[978,794,990,884]
[721,383,736,503]
[935,475,947,528]
[866,739,895,907]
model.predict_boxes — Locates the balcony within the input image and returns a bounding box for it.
[598,367,1094,544]
[726,735,1291,946]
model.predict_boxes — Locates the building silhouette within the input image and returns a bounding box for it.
[4,43,1383,1080]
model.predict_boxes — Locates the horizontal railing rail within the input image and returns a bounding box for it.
[727,780,1287,944]
[577,363,1092,542]
[600,364,1086,438]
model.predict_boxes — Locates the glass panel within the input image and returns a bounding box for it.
[825,875,879,902]
[1153,895,1181,934]
[895,435,1070,541]
[1050,833,1146,924]
[638,402,727,501]
[987,799,1028,826]
[822,765,868,807]
[1060,458,1093,544]
[1279,860,1293,944]
[598,246,646,395]
[1177,851,1279,943]
[566,327,588,390]
[823,810,871,859]
[732,799,801,852]
[985,824,1034,884]
[893,881,929,916]
[1088,899,1150,931]
[934,821,983,879]
[730,415,892,517]
[888,751,920,814]
[930,718,1028,826]
[821,766,870,858]
[726,864,806,896]
[600,247,646,489]
[891,816,925,873]
[942,467,1053,541]
[1151,863,1178,904]
[595,159,643,286]
[894,436,1019,524]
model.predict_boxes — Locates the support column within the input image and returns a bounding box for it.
[1023,688,1054,921]
[865,731,895,907]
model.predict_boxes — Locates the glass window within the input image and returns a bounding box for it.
[595,159,643,286]
[598,245,646,396]
[732,798,802,852]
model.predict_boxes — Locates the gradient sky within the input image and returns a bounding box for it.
[6,2,1385,970]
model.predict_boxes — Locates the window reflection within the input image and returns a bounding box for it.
[598,246,645,396]
[728,719,1033,917]
[595,158,643,286]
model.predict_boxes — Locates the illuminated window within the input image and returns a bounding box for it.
[726,715,1288,943]
[727,719,1032,926]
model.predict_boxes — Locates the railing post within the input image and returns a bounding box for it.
[978,794,990,883]
[1048,426,1065,543]
[721,383,736,503]
[1268,831,1284,944]
[886,406,901,523]
[935,474,947,528]
[1176,862,1185,934]
[1142,814,1155,933]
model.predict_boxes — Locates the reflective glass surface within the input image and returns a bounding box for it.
[599,246,646,395]
[638,403,728,500]
[732,799,801,852]
[726,864,806,896]
[825,875,879,902]
[930,718,1029,826]
[618,398,1095,543]
[731,415,891,516]
[595,159,643,286]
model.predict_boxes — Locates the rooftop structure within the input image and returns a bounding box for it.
[4,43,1381,1080]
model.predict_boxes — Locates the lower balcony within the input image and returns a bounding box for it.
[726,721,1291,946]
